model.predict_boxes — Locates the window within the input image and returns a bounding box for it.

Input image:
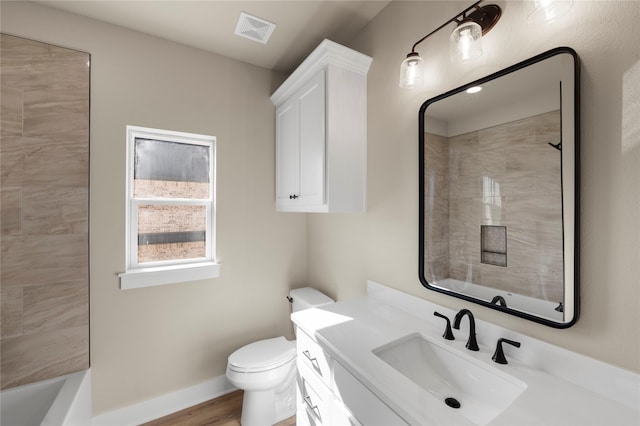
[119,126,219,289]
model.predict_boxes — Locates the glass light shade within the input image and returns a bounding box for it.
[526,0,574,25]
[450,21,482,63]
[399,53,424,88]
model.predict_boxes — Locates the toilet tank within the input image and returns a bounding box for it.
[289,287,334,312]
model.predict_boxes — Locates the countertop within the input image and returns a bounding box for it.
[291,282,640,426]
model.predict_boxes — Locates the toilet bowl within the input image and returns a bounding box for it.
[226,337,297,425]
[226,287,334,426]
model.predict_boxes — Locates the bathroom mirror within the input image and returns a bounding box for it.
[418,47,579,328]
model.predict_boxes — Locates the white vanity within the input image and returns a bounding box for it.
[292,281,640,426]
[294,320,407,425]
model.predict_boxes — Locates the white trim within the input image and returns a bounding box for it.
[270,39,372,107]
[119,261,220,290]
[91,375,236,426]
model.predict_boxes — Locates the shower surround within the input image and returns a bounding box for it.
[424,110,563,303]
[0,34,89,389]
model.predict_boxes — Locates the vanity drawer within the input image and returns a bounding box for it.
[298,362,332,426]
[297,329,333,387]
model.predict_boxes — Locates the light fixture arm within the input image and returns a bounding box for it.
[399,0,501,88]
[410,1,483,53]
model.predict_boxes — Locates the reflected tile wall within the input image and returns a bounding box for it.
[424,133,449,281]
[0,34,89,389]
[424,110,563,302]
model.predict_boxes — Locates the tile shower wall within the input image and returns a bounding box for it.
[424,110,563,302]
[424,132,450,281]
[0,34,89,389]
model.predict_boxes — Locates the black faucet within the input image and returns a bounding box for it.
[491,295,507,307]
[492,338,521,364]
[433,311,454,340]
[453,309,479,351]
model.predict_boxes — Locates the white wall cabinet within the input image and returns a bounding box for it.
[271,39,372,212]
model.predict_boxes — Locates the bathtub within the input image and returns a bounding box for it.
[1,369,92,426]
[432,278,563,322]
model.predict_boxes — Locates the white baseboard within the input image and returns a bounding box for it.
[91,375,236,426]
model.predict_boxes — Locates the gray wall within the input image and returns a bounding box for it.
[308,1,640,373]
[2,0,638,415]
[2,1,306,414]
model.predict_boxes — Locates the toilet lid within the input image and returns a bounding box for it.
[228,337,296,373]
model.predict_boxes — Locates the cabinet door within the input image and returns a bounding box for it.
[297,70,326,207]
[333,362,409,425]
[275,70,326,211]
[275,99,300,207]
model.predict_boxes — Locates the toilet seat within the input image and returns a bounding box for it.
[228,337,296,373]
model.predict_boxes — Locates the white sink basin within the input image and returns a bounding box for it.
[373,333,527,425]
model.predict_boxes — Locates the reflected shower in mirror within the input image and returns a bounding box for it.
[419,47,579,328]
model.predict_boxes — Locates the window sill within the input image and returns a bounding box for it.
[119,262,220,290]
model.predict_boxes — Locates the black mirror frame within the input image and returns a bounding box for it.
[418,47,580,328]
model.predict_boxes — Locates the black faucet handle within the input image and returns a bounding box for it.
[433,311,455,340]
[492,338,521,364]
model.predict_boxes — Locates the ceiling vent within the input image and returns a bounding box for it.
[234,12,276,44]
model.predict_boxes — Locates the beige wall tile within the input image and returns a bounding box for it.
[22,186,88,235]
[424,132,450,283]
[1,33,51,61]
[23,111,89,139]
[1,85,23,137]
[0,326,89,389]
[1,287,23,338]
[1,36,89,92]
[22,280,88,334]
[1,234,88,287]
[427,112,564,302]
[22,138,88,187]
[0,136,25,187]
[1,189,22,236]
[449,175,483,198]
[0,33,88,391]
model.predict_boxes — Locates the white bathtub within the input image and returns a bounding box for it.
[1,369,92,426]
[432,278,563,322]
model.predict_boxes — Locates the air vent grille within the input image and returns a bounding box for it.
[234,12,276,44]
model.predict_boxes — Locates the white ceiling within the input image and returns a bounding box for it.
[33,0,391,73]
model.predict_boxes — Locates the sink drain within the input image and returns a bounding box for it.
[445,397,461,409]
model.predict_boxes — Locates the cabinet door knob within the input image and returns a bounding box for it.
[289,194,299,199]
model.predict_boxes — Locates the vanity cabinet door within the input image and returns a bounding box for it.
[275,70,326,212]
[333,361,409,426]
[330,399,362,426]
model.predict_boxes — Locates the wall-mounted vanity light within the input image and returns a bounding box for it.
[525,0,574,26]
[399,1,502,88]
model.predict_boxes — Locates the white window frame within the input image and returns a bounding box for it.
[119,125,220,290]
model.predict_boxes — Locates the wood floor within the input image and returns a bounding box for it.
[142,390,296,426]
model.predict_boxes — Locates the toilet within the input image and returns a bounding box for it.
[226,287,334,426]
